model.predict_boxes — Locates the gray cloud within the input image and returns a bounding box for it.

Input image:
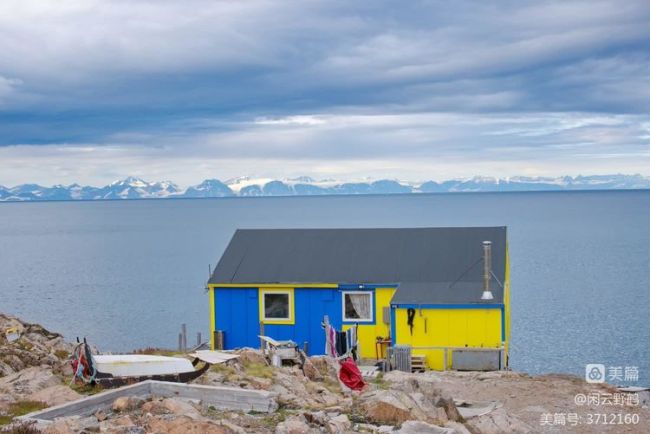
[0,0,649,184]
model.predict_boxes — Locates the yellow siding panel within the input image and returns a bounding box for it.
[504,242,511,366]
[394,307,502,370]
[342,287,395,360]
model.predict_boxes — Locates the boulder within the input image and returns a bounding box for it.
[220,419,247,434]
[354,424,395,433]
[113,415,136,426]
[29,384,82,406]
[443,422,472,434]
[0,314,73,376]
[43,418,79,434]
[0,366,61,399]
[464,408,534,434]
[302,357,323,381]
[161,397,202,419]
[376,371,461,422]
[237,349,268,366]
[327,413,352,433]
[112,396,144,412]
[359,390,448,425]
[275,415,318,434]
[396,421,455,434]
[146,415,228,434]
[360,390,413,424]
[140,397,202,419]
[309,356,339,379]
[272,371,322,409]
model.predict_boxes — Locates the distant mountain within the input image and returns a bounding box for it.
[184,179,233,198]
[1,174,649,202]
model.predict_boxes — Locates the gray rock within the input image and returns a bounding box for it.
[359,390,448,425]
[465,408,534,434]
[112,396,144,412]
[396,421,455,433]
[328,413,352,433]
[275,415,319,434]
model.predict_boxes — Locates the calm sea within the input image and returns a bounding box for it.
[1,191,648,385]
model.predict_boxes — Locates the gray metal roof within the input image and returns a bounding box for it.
[209,227,506,304]
[390,281,503,305]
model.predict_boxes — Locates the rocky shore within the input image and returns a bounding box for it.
[1,313,647,433]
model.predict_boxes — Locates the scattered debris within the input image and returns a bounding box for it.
[2,313,649,433]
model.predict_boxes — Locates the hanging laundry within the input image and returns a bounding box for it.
[324,324,338,357]
[407,308,416,335]
[335,330,347,356]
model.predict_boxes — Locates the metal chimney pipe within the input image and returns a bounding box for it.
[481,241,494,300]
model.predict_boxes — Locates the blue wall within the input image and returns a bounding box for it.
[214,287,343,355]
[214,287,260,349]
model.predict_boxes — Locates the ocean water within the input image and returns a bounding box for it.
[1,191,648,385]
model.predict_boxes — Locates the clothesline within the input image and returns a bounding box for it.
[324,322,359,360]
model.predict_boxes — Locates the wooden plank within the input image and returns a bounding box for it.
[189,350,239,364]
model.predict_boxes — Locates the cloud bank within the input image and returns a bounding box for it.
[0,0,649,185]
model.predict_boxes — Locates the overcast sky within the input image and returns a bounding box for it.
[1,0,649,187]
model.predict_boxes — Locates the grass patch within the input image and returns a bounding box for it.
[242,362,274,379]
[256,407,289,428]
[6,401,48,417]
[54,349,69,359]
[132,347,181,357]
[210,363,240,382]
[320,377,342,394]
[371,372,390,390]
[2,421,41,433]
[0,401,48,426]
[210,363,237,375]
[15,340,33,351]
[70,383,104,395]
[204,405,230,420]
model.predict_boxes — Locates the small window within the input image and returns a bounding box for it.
[343,291,373,322]
[263,293,290,320]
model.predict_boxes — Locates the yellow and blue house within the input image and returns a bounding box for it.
[207,227,509,370]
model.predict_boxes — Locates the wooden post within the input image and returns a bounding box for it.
[259,322,265,352]
[212,330,224,350]
[181,324,187,352]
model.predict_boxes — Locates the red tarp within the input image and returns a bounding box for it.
[338,358,366,391]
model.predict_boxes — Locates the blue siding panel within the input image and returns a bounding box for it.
[215,288,259,349]
[301,288,338,355]
[214,287,348,356]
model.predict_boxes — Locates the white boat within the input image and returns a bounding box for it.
[92,354,196,377]
[71,340,239,388]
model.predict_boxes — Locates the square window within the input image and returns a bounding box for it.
[343,291,373,322]
[263,293,290,320]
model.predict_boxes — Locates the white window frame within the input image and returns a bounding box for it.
[262,290,292,322]
[341,290,374,323]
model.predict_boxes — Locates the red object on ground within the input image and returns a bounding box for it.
[339,358,366,391]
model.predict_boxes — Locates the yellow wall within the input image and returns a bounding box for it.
[503,242,511,367]
[394,307,502,370]
[342,287,395,360]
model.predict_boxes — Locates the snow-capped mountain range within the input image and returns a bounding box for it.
[1,174,649,202]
